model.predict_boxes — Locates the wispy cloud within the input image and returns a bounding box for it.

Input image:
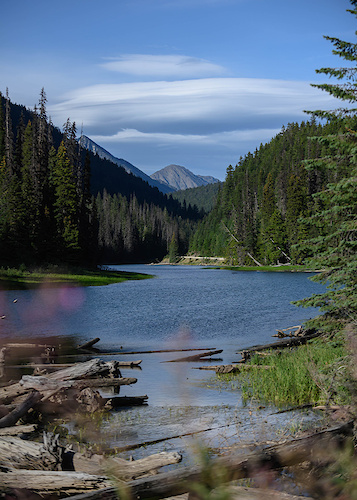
[101,54,225,78]
[91,127,281,148]
[50,77,337,134]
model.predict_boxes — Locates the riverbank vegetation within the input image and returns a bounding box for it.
[0,265,152,289]
[218,335,349,407]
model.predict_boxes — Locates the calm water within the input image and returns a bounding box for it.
[0,265,326,458]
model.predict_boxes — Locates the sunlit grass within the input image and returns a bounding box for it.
[217,337,349,407]
[0,265,153,289]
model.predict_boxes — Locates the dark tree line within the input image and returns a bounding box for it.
[0,90,200,267]
[96,191,194,263]
[0,89,96,265]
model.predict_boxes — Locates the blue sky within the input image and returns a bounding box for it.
[1,0,355,180]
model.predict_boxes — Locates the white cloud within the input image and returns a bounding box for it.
[50,77,338,136]
[101,54,225,78]
[91,127,280,149]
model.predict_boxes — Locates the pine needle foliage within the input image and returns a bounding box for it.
[293,1,357,331]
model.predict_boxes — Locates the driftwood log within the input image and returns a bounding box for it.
[0,434,60,470]
[163,349,223,363]
[0,390,42,428]
[238,331,322,362]
[71,450,182,479]
[0,468,112,495]
[194,364,273,374]
[58,421,353,500]
[0,359,123,404]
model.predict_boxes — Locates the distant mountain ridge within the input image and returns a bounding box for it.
[150,164,220,191]
[80,135,220,193]
[79,135,174,194]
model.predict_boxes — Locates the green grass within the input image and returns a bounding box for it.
[217,337,349,407]
[0,265,153,289]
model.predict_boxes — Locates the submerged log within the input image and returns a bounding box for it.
[77,338,101,350]
[163,349,223,363]
[104,395,148,408]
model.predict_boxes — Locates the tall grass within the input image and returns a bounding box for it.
[219,338,349,407]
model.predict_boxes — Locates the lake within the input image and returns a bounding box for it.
[0,265,326,461]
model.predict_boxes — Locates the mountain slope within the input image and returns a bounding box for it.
[79,135,174,194]
[151,164,220,191]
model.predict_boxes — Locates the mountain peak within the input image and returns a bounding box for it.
[79,135,174,194]
[150,164,220,191]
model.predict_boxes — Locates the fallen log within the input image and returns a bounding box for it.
[0,424,37,436]
[194,364,273,373]
[126,420,353,499]
[19,375,137,392]
[71,451,182,479]
[211,485,313,499]
[77,338,100,350]
[163,349,223,363]
[0,434,59,470]
[63,421,353,500]
[0,468,112,495]
[0,359,123,404]
[0,390,42,428]
[115,360,142,367]
[237,332,322,361]
[104,395,148,408]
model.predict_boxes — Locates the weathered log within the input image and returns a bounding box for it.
[125,420,353,499]
[0,359,123,404]
[104,395,148,408]
[163,349,223,363]
[0,390,42,428]
[115,360,142,367]
[63,422,352,500]
[0,434,59,470]
[0,468,112,495]
[211,485,313,499]
[71,451,182,479]
[77,338,101,350]
[194,364,272,373]
[237,332,322,361]
[0,423,37,436]
[19,375,137,392]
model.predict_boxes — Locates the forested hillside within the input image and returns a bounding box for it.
[171,182,221,214]
[0,91,200,266]
[189,118,349,265]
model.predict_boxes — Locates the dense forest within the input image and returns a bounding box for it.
[189,118,352,265]
[0,91,201,266]
[171,181,221,214]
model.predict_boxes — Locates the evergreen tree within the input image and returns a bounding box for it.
[294,0,357,331]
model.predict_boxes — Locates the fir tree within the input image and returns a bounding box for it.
[294,0,357,331]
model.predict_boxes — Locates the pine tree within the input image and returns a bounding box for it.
[52,141,80,259]
[294,0,357,331]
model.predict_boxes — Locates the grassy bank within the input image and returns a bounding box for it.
[0,266,153,289]
[216,336,350,407]
[216,264,316,273]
